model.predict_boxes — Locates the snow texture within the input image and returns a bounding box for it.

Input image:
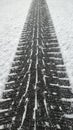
[46,0,73,91]
[0,0,32,97]
[0,0,73,98]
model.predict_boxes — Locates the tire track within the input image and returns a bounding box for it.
[0,0,73,129]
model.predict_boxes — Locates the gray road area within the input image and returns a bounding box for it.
[0,0,73,129]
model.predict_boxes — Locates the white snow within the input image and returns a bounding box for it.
[64,114,73,119]
[18,98,28,130]
[56,124,61,129]
[46,0,73,91]
[59,85,71,89]
[44,97,49,115]
[0,0,32,97]
[61,98,73,102]
[0,109,8,113]
[0,0,73,98]
[0,125,4,129]
[0,98,11,102]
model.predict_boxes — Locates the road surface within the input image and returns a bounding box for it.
[0,0,73,129]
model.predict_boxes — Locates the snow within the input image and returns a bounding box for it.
[61,98,73,102]
[0,0,32,97]
[0,0,73,98]
[46,0,73,91]
[18,98,28,130]
[64,114,73,119]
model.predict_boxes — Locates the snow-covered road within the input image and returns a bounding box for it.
[46,0,73,89]
[0,0,73,97]
[0,0,32,97]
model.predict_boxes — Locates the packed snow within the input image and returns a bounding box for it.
[0,0,32,97]
[0,0,73,97]
[46,0,73,90]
